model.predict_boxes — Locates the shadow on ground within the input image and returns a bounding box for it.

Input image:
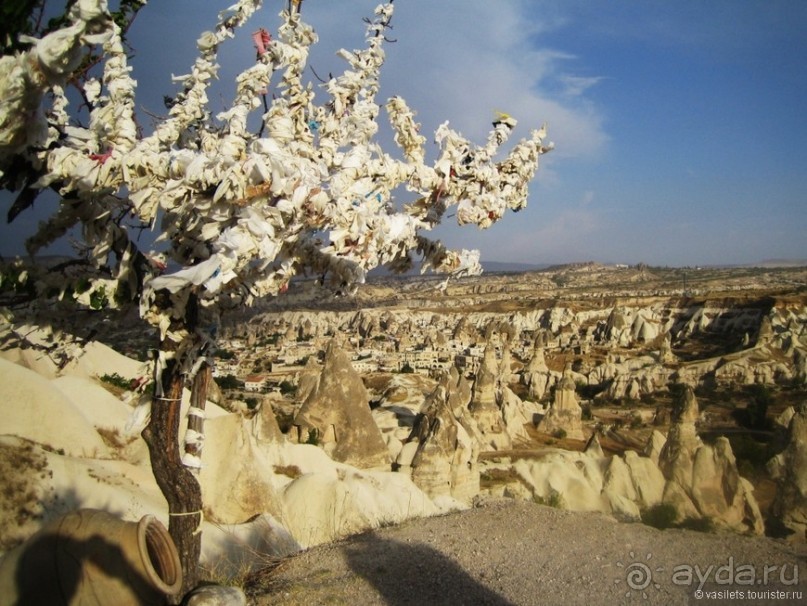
[343,531,514,605]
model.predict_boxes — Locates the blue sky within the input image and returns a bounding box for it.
[3,0,806,267]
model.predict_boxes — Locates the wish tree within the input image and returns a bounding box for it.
[0,0,551,596]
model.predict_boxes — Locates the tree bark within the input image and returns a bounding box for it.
[141,292,207,603]
[142,357,203,603]
[184,362,210,465]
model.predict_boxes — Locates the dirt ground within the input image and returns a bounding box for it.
[249,498,807,606]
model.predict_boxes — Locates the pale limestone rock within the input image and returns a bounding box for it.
[185,585,247,606]
[658,421,701,488]
[293,340,389,469]
[200,412,284,524]
[714,357,754,386]
[769,403,807,541]
[602,455,640,521]
[521,343,552,401]
[676,384,701,423]
[502,482,533,501]
[690,438,764,534]
[756,315,774,346]
[470,343,498,410]
[252,398,284,444]
[400,370,480,503]
[600,358,673,400]
[381,431,404,462]
[500,386,529,444]
[0,358,110,458]
[601,307,634,347]
[587,361,619,387]
[513,452,607,512]
[469,343,511,450]
[657,332,677,364]
[200,512,300,573]
[395,441,419,469]
[539,371,584,440]
[631,313,660,344]
[295,356,321,403]
[775,406,796,431]
[658,386,703,488]
[448,367,473,415]
[500,339,513,385]
[624,450,665,508]
[661,481,701,522]
[280,469,438,547]
[61,340,145,382]
[487,440,664,525]
[657,386,763,534]
[643,430,667,465]
[606,491,641,523]
[794,351,807,385]
[653,405,672,427]
[584,432,604,458]
[206,375,224,405]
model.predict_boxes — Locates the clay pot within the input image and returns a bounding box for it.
[0,509,182,605]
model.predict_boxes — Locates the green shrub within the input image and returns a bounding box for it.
[733,384,772,430]
[641,503,678,530]
[214,374,241,390]
[677,516,715,533]
[214,348,235,360]
[89,286,108,310]
[278,380,296,396]
[275,410,295,434]
[100,372,133,391]
[305,428,320,446]
[728,434,776,476]
[668,382,688,417]
[534,490,565,509]
[552,428,567,440]
[765,516,796,539]
[74,277,91,294]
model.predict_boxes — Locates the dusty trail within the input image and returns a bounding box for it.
[254,499,807,606]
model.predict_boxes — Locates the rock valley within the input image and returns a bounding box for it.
[1,262,806,575]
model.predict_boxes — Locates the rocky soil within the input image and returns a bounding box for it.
[254,498,807,606]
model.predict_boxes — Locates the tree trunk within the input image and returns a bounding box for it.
[184,362,210,467]
[142,357,203,604]
[140,291,217,603]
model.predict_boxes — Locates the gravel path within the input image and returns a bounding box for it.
[255,499,806,606]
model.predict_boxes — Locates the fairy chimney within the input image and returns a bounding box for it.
[293,340,389,468]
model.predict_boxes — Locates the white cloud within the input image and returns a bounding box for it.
[560,75,606,98]
[529,207,601,252]
[297,1,608,160]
